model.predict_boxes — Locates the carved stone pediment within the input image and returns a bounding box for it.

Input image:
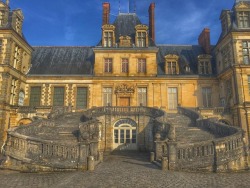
[197,54,212,59]
[115,84,135,94]
[235,2,250,9]
[135,24,148,30]
[165,54,179,60]
[102,24,115,30]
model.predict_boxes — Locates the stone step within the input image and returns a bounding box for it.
[166,113,216,144]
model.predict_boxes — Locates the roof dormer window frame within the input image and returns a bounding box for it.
[102,24,115,48]
[135,24,148,48]
[238,11,250,28]
[164,54,180,75]
[198,54,212,75]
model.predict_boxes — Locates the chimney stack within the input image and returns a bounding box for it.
[102,2,110,25]
[148,3,155,42]
[198,28,211,54]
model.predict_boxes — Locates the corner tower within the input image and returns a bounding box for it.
[0,1,32,146]
[215,0,250,148]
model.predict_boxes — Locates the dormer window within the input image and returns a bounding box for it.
[199,61,210,74]
[137,32,146,47]
[198,55,212,75]
[166,61,177,74]
[238,11,250,28]
[104,32,113,47]
[135,25,148,47]
[102,24,115,47]
[165,54,179,75]
[185,65,190,73]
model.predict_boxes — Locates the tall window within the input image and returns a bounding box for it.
[53,87,65,106]
[10,78,18,105]
[18,91,25,106]
[103,87,112,106]
[137,32,146,47]
[103,31,113,47]
[199,61,210,75]
[29,87,41,106]
[243,41,250,64]
[168,88,178,110]
[166,61,177,74]
[13,46,20,69]
[238,12,250,28]
[138,88,147,106]
[202,87,212,108]
[76,87,88,109]
[104,58,112,73]
[121,58,129,73]
[138,58,146,73]
[15,17,21,33]
[248,76,250,94]
[0,11,4,26]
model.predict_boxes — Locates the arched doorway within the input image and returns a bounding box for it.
[113,119,137,150]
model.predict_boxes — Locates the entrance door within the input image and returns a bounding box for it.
[120,97,130,106]
[114,124,137,150]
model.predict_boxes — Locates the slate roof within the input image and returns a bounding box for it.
[157,45,216,75]
[29,47,94,75]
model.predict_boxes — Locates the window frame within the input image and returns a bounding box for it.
[76,87,88,109]
[242,41,250,65]
[29,86,41,107]
[53,87,65,106]
[202,87,212,108]
[137,58,146,73]
[104,58,113,73]
[168,87,178,110]
[137,87,147,106]
[238,11,250,28]
[103,87,112,106]
[121,58,129,73]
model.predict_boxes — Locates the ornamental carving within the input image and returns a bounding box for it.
[115,84,135,94]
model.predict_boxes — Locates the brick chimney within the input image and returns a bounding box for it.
[198,28,211,54]
[148,3,155,42]
[102,2,110,25]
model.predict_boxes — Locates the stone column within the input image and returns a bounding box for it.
[168,142,177,170]
[150,152,155,162]
[161,157,168,171]
[87,156,95,171]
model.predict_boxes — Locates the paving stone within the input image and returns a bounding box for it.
[0,151,249,188]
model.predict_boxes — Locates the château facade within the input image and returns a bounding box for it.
[0,0,249,158]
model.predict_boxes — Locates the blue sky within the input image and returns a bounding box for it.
[10,0,235,46]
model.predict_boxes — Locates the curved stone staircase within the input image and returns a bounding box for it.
[166,113,216,144]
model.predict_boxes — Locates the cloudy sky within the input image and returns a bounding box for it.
[9,0,235,46]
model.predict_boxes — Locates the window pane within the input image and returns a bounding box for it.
[76,87,88,109]
[120,130,124,143]
[138,88,147,106]
[168,88,178,110]
[30,87,41,106]
[132,130,136,143]
[126,130,130,143]
[202,87,212,108]
[114,130,118,143]
[53,87,64,106]
[103,87,112,106]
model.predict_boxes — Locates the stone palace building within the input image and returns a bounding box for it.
[0,0,249,171]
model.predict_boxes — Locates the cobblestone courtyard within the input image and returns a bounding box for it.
[0,152,249,188]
